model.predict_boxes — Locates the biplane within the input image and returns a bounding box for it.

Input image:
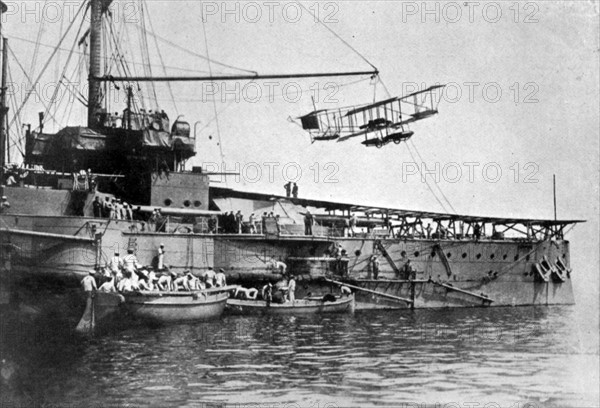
[297,85,445,148]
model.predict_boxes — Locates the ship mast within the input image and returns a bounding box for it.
[0,1,8,194]
[87,0,104,128]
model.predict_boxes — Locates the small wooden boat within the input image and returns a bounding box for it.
[123,287,233,323]
[226,294,355,315]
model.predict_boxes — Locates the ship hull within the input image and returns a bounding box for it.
[1,213,575,310]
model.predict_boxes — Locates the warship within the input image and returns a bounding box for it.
[0,0,582,322]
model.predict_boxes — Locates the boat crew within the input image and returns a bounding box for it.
[98,275,116,293]
[292,182,298,198]
[287,276,296,303]
[81,270,97,293]
[173,273,189,291]
[215,269,227,287]
[186,271,204,290]
[262,283,273,306]
[203,267,216,288]
[123,249,141,272]
[108,251,124,278]
[157,271,175,291]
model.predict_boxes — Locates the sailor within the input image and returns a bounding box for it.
[137,269,153,291]
[92,197,102,218]
[157,243,165,270]
[261,212,268,234]
[124,203,133,220]
[0,196,10,213]
[102,197,111,218]
[425,223,432,239]
[109,199,117,219]
[108,250,124,279]
[371,255,380,280]
[286,275,296,303]
[81,270,98,293]
[117,275,135,292]
[248,213,257,234]
[173,273,190,291]
[262,282,273,306]
[157,271,175,291]
[349,213,357,237]
[283,182,292,197]
[275,214,281,235]
[235,210,243,233]
[292,182,298,198]
[186,271,204,290]
[123,248,141,274]
[340,285,352,297]
[203,267,216,288]
[304,210,313,235]
[267,258,287,275]
[114,199,123,220]
[402,259,414,280]
[98,275,116,293]
[215,268,227,287]
[473,223,482,241]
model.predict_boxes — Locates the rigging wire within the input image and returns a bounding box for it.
[134,20,258,76]
[42,8,88,126]
[7,45,62,130]
[200,7,226,181]
[143,0,178,114]
[28,0,48,80]
[138,1,158,108]
[298,3,378,72]
[405,141,450,213]
[7,0,88,130]
[376,74,457,214]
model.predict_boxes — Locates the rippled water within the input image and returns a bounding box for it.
[1,305,598,408]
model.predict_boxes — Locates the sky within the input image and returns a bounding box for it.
[2,1,599,321]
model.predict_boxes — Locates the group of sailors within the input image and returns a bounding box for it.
[81,247,227,294]
[3,164,29,187]
[216,211,283,235]
[92,196,143,221]
[232,274,297,306]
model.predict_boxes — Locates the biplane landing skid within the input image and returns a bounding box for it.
[313,134,340,142]
[362,131,414,148]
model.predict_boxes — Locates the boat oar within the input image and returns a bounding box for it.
[323,278,413,304]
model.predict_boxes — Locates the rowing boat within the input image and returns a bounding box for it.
[226,294,355,315]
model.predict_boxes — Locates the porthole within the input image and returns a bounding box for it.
[183,200,191,207]
[354,250,361,257]
[514,254,519,261]
[490,254,495,260]
[462,253,467,259]
[194,200,202,207]
[400,250,407,258]
[430,251,436,258]
[476,253,481,259]
[446,252,452,258]
[502,254,507,260]
[525,255,530,261]
[414,251,420,257]
[164,198,172,206]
